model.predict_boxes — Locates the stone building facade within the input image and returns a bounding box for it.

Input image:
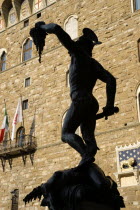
[0,0,140,209]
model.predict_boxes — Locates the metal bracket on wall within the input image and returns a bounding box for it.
[30,153,35,165]
[22,154,27,166]
[8,158,13,169]
[0,157,6,172]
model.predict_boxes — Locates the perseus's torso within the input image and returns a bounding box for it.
[69,52,97,101]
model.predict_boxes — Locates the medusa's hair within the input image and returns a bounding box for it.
[30,26,47,63]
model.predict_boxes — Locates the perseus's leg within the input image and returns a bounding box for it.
[77,116,99,166]
[61,102,86,156]
[80,98,99,157]
[80,116,98,156]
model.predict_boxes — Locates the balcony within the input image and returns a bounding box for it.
[0,135,37,159]
[0,135,37,171]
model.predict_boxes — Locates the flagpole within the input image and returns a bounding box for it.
[8,116,11,146]
[20,95,24,128]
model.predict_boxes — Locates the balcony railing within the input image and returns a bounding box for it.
[0,135,37,159]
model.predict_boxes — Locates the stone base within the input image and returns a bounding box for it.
[77,201,115,210]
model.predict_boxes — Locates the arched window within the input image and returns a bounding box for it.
[0,13,4,30]
[137,86,140,122]
[33,0,44,12]
[22,38,32,62]
[131,0,140,12]
[0,19,3,30]
[1,51,6,71]
[20,0,30,21]
[35,0,42,9]
[64,15,78,40]
[134,0,140,10]
[16,126,25,146]
[8,8,16,26]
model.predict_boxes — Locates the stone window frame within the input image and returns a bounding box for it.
[22,99,28,110]
[1,52,6,71]
[8,7,17,26]
[0,49,7,71]
[136,85,140,122]
[21,37,33,62]
[64,15,78,40]
[131,0,140,12]
[24,19,29,27]
[24,77,31,87]
[37,12,41,18]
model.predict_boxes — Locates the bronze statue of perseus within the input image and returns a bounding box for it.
[23,22,124,210]
[30,22,117,166]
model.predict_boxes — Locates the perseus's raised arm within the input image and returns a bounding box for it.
[30,22,76,62]
[40,23,75,52]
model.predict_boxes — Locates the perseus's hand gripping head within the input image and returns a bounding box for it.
[30,21,47,63]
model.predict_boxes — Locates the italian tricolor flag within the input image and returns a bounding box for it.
[0,108,9,143]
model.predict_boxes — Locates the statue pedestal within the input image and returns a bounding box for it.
[78,201,115,210]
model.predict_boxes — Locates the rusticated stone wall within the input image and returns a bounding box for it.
[0,0,140,209]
